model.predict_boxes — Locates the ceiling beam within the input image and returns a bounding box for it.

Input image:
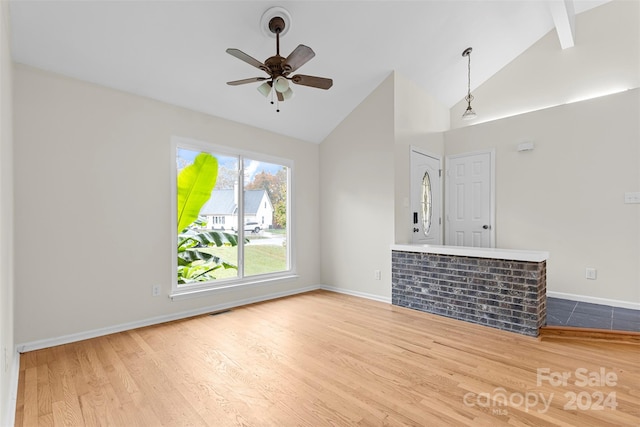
[548,0,576,49]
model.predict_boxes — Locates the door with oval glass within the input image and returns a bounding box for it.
[411,149,442,245]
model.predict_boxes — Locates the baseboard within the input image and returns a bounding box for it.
[319,285,391,304]
[547,291,640,310]
[17,285,321,353]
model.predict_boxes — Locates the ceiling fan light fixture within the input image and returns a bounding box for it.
[274,76,289,93]
[281,87,294,100]
[257,81,272,97]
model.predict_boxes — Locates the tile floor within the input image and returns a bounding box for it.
[546,297,640,332]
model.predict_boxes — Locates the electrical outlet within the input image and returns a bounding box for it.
[152,284,161,297]
[374,270,381,280]
[586,268,597,280]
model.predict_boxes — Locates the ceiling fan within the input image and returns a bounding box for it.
[226,10,333,111]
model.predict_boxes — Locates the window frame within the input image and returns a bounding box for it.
[170,136,296,300]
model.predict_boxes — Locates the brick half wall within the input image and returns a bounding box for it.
[391,251,547,336]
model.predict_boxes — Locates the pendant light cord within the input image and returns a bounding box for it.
[465,51,473,104]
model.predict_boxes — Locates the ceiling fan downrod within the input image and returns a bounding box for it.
[269,16,287,112]
[269,17,285,57]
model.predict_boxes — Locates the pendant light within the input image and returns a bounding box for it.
[462,47,477,120]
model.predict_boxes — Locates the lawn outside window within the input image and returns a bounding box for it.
[171,136,294,299]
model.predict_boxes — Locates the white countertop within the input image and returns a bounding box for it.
[391,244,549,262]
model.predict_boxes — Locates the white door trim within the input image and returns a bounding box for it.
[445,149,496,248]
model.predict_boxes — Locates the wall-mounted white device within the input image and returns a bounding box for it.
[517,141,535,152]
[624,192,640,204]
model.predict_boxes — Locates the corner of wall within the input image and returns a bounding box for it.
[319,73,395,299]
[0,0,16,424]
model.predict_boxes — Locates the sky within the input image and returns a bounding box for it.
[177,147,284,182]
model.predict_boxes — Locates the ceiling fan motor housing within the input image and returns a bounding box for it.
[265,56,287,77]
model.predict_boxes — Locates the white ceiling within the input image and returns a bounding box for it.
[9,0,609,143]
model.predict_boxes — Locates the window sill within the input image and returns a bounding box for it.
[169,273,300,301]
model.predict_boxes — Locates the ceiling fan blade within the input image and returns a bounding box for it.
[227,77,268,86]
[291,74,333,90]
[226,48,267,71]
[284,45,315,73]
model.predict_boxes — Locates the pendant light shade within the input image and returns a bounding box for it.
[462,105,477,120]
[462,47,477,120]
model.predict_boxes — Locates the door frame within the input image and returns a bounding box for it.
[445,149,496,248]
[410,146,443,245]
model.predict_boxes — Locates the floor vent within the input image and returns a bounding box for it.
[209,309,232,316]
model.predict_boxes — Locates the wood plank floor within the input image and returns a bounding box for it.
[14,290,640,426]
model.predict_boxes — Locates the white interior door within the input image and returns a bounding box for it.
[411,149,442,245]
[446,151,495,247]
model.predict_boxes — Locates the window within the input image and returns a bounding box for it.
[173,137,292,297]
[421,171,432,235]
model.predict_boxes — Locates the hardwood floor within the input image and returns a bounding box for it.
[15,290,640,426]
[539,325,640,344]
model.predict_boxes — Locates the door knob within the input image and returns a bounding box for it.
[482,224,491,230]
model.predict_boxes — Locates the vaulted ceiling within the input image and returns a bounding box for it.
[9,0,609,143]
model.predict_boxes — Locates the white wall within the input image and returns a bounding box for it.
[320,73,395,301]
[450,0,640,129]
[12,64,321,345]
[0,0,15,424]
[445,89,640,304]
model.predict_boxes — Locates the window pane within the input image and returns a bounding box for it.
[243,158,288,276]
[176,147,239,285]
[421,171,432,235]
